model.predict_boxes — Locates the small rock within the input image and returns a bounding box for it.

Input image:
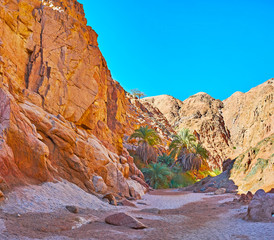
[120,199,137,208]
[125,196,136,201]
[66,205,79,214]
[120,156,127,164]
[0,190,4,199]
[246,191,253,200]
[200,187,206,192]
[105,213,147,229]
[140,208,161,214]
[214,188,226,195]
[204,187,217,193]
[267,188,274,193]
[103,193,117,206]
[137,202,148,205]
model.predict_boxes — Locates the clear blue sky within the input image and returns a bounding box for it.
[78,0,274,101]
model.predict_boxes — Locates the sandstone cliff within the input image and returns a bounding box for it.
[223,79,274,155]
[142,80,274,192]
[0,0,168,197]
[142,93,233,169]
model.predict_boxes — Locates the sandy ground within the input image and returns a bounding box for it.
[0,183,273,240]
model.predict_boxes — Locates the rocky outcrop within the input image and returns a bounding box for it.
[142,80,274,193]
[244,189,274,222]
[181,159,238,193]
[142,93,233,169]
[230,134,274,193]
[223,79,274,155]
[0,0,129,154]
[0,0,151,197]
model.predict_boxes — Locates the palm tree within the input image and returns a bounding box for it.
[192,142,208,161]
[130,126,161,164]
[142,163,172,189]
[157,153,174,167]
[169,128,196,158]
[169,128,207,172]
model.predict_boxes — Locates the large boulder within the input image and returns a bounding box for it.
[244,189,274,222]
[105,213,147,229]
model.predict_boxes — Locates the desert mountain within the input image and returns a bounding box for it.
[223,79,273,155]
[142,79,274,191]
[142,92,233,169]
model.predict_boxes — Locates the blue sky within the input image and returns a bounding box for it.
[78,0,274,101]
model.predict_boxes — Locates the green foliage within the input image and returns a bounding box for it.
[169,128,209,172]
[130,126,161,146]
[245,158,269,179]
[142,163,172,189]
[130,126,161,164]
[157,153,174,167]
[169,128,196,158]
[192,142,208,160]
[130,89,146,99]
[169,172,195,188]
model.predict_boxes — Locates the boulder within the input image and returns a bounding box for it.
[244,189,274,222]
[204,187,218,193]
[214,188,226,195]
[105,213,147,229]
[103,193,117,206]
[92,176,107,194]
[120,199,137,208]
[65,205,79,214]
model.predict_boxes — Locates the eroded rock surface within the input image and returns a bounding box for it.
[0,0,153,197]
[244,189,274,222]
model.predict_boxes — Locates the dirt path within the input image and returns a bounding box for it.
[0,188,273,240]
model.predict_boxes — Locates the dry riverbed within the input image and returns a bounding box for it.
[0,182,273,240]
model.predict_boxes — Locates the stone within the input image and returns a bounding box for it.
[66,205,79,214]
[267,188,274,193]
[92,176,107,194]
[105,213,147,229]
[103,194,117,206]
[0,190,4,199]
[244,189,274,222]
[120,199,137,208]
[204,187,218,193]
[214,188,226,195]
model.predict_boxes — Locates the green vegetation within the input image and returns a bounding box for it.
[142,163,172,189]
[130,126,161,164]
[157,153,174,167]
[130,89,146,99]
[130,126,211,189]
[169,128,208,172]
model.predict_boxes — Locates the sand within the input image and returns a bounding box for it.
[0,182,273,240]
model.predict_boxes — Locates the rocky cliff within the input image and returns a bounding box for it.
[223,79,274,155]
[0,0,173,198]
[142,80,274,192]
[142,93,233,169]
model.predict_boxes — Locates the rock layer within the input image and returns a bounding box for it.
[142,80,274,193]
[142,93,233,169]
[0,0,152,197]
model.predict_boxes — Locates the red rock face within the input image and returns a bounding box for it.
[0,0,149,196]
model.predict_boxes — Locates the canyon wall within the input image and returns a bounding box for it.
[142,80,274,192]
[0,0,174,197]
